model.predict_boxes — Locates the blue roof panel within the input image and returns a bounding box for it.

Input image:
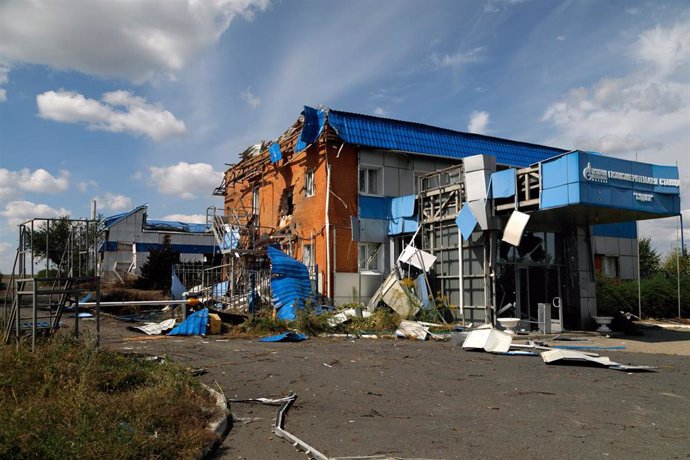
[327,109,566,167]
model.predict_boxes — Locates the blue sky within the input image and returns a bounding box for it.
[1,0,689,272]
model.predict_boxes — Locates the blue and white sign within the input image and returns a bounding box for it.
[540,151,680,216]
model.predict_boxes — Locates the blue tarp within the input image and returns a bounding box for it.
[388,194,418,235]
[456,203,478,240]
[168,308,208,336]
[259,332,308,342]
[269,142,282,163]
[171,273,186,300]
[295,106,327,152]
[489,168,516,199]
[267,246,312,321]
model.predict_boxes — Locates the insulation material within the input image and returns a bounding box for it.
[502,210,531,247]
[268,246,312,321]
[395,320,430,341]
[398,245,437,272]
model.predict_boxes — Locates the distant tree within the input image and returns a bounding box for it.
[27,216,72,267]
[662,246,690,277]
[638,237,661,279]
[136,235,180,291]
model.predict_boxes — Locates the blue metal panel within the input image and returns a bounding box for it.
[489,168,516,198]
[296,105,327,152]
[267,246,312,321]
[135,243,216,254]
[359,195,391,219]
[168,308,208,336]
[327,109,565,167]
[540,184,571,209]
[456,203,478,240]
[592,222,637,238]
[269,143,282,163]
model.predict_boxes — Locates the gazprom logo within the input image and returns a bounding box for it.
[582,162,608,183]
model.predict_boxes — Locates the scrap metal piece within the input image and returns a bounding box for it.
[462,326,513,353]
[540,349,656,371]
[502,210,530,247]
[395,320,429,341]
[274,392,329,460]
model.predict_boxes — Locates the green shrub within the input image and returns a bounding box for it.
[596,273,689,319]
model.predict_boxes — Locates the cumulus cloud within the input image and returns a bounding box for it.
[94,192,132,211]
[373,107,387,116]
[37,90,186,140]
[0,0,270,83]
[240,87,262,109]
[468,110,490,134]
[0,241,14,273]
[149,162,223,199]
[0,168,69,200]
[433,47,485,68]
[161,214,206,224]
[541,20,690,155]
[1,201,70,227]
[0,89,6,102]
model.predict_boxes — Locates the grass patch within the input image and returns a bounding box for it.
[0,336,217,459]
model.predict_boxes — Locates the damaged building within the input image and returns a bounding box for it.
[99,204,216,282]
[216,106,681,329]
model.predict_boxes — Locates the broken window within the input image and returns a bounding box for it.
[279,186,294,216]
[359,167,380,195]
[252,186,260,216]
[358,242,383,273]
[302,243,314,268]
[305,170,315,197]
[601,255,619,278]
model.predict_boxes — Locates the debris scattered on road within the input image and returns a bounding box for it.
[129,318,177,335]
[258,332,308,342]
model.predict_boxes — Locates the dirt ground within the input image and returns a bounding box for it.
[77,314,690,460]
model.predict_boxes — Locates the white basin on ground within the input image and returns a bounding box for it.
[593,316,614,332]
[497,317,521,335]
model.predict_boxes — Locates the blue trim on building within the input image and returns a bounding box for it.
[101,242,215,254]
[591,222,638,239]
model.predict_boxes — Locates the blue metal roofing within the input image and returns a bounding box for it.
[326,109,566,167]
[102,204,208,234]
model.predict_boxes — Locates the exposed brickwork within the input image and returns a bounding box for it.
[224,131,360,298]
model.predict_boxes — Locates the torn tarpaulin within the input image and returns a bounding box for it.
[259,332,308,342]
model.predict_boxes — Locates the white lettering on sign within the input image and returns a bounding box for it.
[634,192,654,202]
[581,162,679,188]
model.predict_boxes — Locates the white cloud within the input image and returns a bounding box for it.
[240,87,262,109]
[37,90,186,140]
[77,180,98,193]
[433,47,485,68]
[1,201,70,227]
[0,63,8,84]
[94,192,132,211]
[631,21,690,78]
[0,0,270,83]
[130,171,143,181]
[373,107,387,116]
[0,168,69,200]
[0,89,6,102]
[149,162,223,199]
[541,20,690,156]
[468,110,490,134]
[0,241,14,273]
[161,214,206,224]
[541,20,690,254]
[556,35,566,41]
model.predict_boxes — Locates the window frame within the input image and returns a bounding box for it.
[358,242,383,273]
[358,165,383,196]
[305,169,315,197]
